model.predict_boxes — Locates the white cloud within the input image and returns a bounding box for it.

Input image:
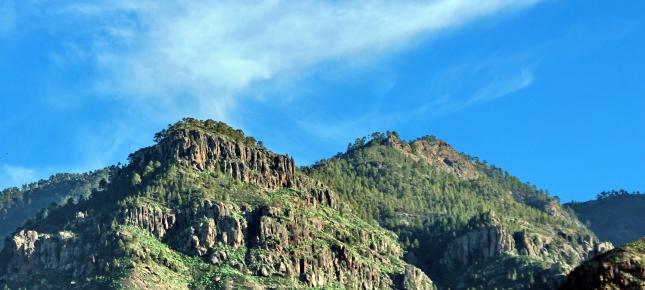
[419,55,538,115]
[465,67,534,106]
[52,0,542,121]
[1,164,36,188]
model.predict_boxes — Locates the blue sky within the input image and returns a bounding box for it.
[0,0,643,202]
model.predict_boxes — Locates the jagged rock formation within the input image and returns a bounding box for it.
[307,132,612,289]
[4,230,97,279]
[440,212,515,270]
[130,128,298,191]
[560,237,645,290]
[130,122,337,209]
[0,119,433,290]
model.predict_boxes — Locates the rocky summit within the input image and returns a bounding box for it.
[0,119,433,290]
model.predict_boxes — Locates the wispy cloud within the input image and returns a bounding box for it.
[295,56,537,143]
[1,164,36,188]
[421,55,538,114]
[465,67,534,106]
[46,0,542,121]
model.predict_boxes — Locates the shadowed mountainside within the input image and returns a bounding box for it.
[567,191,645,246]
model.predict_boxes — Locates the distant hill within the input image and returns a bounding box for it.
[567,191,645,246]
[560,237,644,289]
[0,169,111,248]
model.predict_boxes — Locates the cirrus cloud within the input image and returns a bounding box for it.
[50,0,542,120]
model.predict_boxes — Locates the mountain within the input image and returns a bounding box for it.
[560,237,644,289]
[0,169,111,248]
[0,119,434,290]
[305,132,612,289]
[566,191,645,246]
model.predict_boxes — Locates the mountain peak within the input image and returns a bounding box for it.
[153,118,263,148]
[350,131,479,179]
[129,118,302,192]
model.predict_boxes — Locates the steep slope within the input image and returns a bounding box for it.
[0,169,111,248]
[0,119,434,290]
[306,132,611,290]
[567,192,645,246]
[560,237,645,289]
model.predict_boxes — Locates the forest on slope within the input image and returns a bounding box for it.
[306,132,609,289]
[0,169,111,248]
[567,190,645,246]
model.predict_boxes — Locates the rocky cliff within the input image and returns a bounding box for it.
[129,121,337,209]
[560,237,644,290]
[0,119,434,290]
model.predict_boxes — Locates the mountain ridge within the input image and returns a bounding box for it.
[0,118,620,289]
[0,118,434,290]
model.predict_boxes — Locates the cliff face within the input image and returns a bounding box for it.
[129,126,337,210]
[438,212,612,288]
[440,212,515,270]
[0,119,434,290]
[130,128,299,191]
[118,200,414,289]
[560,238,645,290]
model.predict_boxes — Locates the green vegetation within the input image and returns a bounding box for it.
[0,168,111,248]
[567,191,645,245]
[0,120,417,289]
[153,117,265,149]
[305,133,592,289]
[1,120,610,290]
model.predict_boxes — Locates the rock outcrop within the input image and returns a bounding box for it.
[560,237,644,290]
[119,199,432,289]
[382,133,479,179]
[129,125,338,210]
[441,211,612,277]
[440,212,515,270]
[130,128,299,191]
[2,230,97,281]
[398,265,436,290]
